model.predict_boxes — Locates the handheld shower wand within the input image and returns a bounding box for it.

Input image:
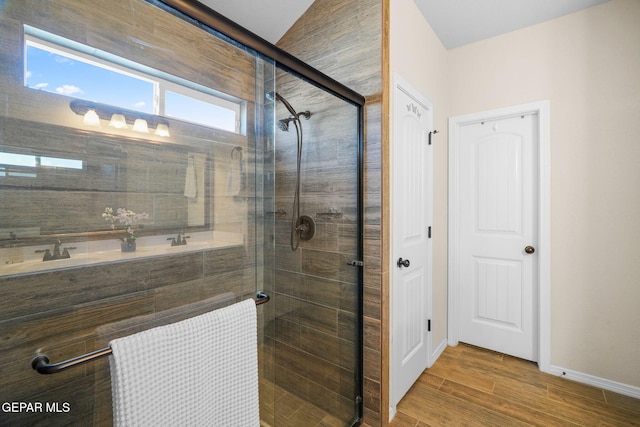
[268,91,314,251]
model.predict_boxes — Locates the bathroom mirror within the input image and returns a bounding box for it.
[0,21,254,249]
[0,115,211,243]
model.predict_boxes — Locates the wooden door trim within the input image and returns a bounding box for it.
[448,101,551,372]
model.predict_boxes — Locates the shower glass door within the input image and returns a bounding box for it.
[1,1,362,425]
[260,69,363,426]
[1,0,262,425]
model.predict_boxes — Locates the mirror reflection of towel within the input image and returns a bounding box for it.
[226,156,241,196]
[184,157,197,198]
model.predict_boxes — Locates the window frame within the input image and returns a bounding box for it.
[24,25,244,134]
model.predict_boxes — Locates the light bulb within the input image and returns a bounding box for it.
[109,114,128,129]
[154,123,170,137]
[83,109,101,126]
[132,118,149,133]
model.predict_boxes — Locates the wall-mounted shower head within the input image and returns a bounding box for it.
[266,91,312,129]
[277,118,290,132]
[277,113,308,132]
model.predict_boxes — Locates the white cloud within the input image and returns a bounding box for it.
[133,101,146,108]
[33,83,49,89]
[55,85,83,95]
[54,56,72,64]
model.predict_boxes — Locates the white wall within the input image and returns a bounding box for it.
[448,0,640,389]
[391,0,640,390]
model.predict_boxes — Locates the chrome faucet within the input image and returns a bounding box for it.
[35,240,76,261]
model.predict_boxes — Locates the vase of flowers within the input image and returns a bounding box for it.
[120,241,136,252]
[102,207,150,252]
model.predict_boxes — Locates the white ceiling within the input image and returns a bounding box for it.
[415,0,611,49]
[195,0,610,48]
[196,0,314,44]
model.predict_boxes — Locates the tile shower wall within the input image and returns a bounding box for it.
[0,1,260,425]
[276,1,384,425]
[262,80,360,424]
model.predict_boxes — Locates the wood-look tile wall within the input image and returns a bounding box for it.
[0,1,261,425]
[277,1,385,425]
[261,76,361,424]
[0,248,257,426]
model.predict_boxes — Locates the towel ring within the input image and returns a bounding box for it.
[231,146,243,160]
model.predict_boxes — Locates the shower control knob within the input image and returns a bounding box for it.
[397,258,410,268]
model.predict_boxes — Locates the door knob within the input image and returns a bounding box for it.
[524,246,535,254]
[397,258,410,268]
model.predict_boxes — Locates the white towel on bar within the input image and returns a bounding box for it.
[109,299,259,427]
[226,155,242,196]
[184,156,197,199]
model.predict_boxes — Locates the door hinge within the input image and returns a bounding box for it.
[428,226,432,239]
[347,260,364,267]
[428,130,439,145]
[427,319,431,332]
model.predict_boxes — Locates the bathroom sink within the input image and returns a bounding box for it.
[164,241,214,251]
[135,240,218,255]
[1,256,105,276]
[0,233,241,277]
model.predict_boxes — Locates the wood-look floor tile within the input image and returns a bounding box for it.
[426,360,495,393]
[439,379,576,427]
[392,343,640,427]
[604,389,640,412]
[415,371,444,389]
[548,385,640,425]
[397,380,530,426]
[493,379,602,425]
[318,413,349,427]
[388,410,419,426]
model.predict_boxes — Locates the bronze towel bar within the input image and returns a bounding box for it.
[31,292,270,375]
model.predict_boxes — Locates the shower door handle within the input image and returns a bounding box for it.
[397,258,410,268]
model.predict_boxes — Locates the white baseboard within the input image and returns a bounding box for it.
[429,337,448,368]
[546,365,640,399]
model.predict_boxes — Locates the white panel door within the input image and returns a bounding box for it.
[391,77,433,413]
[458,114,538,361]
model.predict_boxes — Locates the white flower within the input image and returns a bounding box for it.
[102,207,149,241]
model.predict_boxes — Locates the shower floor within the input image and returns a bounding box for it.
[259,378,348,427]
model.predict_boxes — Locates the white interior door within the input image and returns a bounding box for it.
[390,75,433,415]
[457,113,538,361]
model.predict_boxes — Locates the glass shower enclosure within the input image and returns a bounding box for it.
[0,0,363,426]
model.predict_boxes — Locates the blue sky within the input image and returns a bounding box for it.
[25,45,154,114]
[24,43,238,132]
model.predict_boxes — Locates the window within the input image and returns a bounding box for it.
[0,151,83,178]
[165,90,237,133]
[24,26,243,133]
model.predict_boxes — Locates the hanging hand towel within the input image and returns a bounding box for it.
[109,299,259,427]
[226,149,242,196]
[184,156,197,199]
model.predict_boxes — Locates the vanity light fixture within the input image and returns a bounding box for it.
[70,99,170,137]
